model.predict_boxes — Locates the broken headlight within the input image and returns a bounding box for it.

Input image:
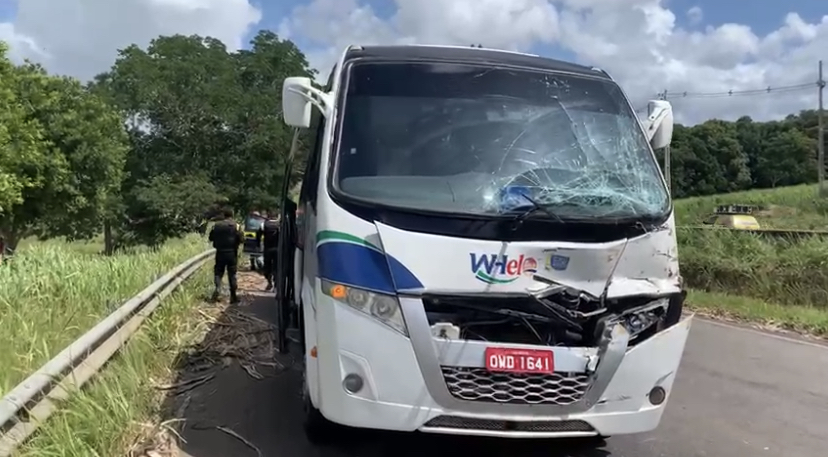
[620,298,669,341]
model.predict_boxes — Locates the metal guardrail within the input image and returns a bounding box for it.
[0,248,216,456]
[678,226,828,238]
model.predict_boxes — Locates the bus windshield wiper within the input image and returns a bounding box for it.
[507,194,559,229]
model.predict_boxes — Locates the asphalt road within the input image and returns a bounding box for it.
[169,277,828,457]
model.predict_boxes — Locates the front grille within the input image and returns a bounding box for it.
[441,366,590,405]
[423,415,595,433]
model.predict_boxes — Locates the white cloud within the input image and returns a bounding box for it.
[277,0,402,82]
[394,0,560,50]
[0,0,261,81]
[687,6,703,25]
[278,0,828,124]
[0,23,50,62]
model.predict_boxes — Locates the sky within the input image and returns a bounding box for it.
[0,0,826,125]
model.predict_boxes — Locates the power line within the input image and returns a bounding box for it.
[659,81,818,100]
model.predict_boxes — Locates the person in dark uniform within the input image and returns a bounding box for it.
[208,208,243,303]
[256,212,280,291]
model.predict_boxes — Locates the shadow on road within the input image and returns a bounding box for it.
[156,271,612,457]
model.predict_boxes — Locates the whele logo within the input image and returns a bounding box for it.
[470,254,537,284]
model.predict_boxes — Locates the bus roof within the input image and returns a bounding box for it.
[343,45,610,80]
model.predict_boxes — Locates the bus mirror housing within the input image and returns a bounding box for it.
[643,100,674,150]
[282,77,314,128]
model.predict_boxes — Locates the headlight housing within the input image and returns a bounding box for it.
[321,279,407,336]
[620,297,670,341]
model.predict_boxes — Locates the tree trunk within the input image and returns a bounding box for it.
[1,231,21,262]
[104,220,115,256]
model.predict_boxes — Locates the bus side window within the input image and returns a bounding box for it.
[300,109,325,209]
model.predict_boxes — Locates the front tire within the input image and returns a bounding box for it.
[302,370,338,444]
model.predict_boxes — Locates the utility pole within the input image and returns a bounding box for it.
[660,90,672,195]
[819,60,825,196]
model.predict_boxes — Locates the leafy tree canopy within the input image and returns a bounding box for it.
[91,31,314,246]
[0,43,128,251]
[657,112,821,199]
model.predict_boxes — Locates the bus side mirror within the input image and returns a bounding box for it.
[282,77,314,128]
[644,100,674,150]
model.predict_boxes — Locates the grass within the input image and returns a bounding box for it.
[0,235,209,397]
[0,234,214,456]
[14,268,213,456]
[687,289,828,338]
[677,228,828,308]
[14,235,107,257]
[675,183,828,230]
[675,184,828,338]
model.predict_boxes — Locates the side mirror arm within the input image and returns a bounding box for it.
[644,103,671,142]
[286,84,332,116]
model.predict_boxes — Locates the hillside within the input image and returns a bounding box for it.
[675,184,828,230]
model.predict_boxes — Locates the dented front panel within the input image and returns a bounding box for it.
[371,217,680,298]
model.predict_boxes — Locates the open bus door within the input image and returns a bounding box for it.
[275,131,301,354]
[275,199,298,353]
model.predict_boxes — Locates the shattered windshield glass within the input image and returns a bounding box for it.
[334,61,669,220]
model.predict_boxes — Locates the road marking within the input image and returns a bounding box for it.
[697,317,828,350]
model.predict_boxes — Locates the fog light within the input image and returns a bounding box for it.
[343,373,364,394]
[648,386,666,405]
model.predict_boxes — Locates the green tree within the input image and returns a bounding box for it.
[691,120,751,192]
[92,31,314,245]
[659,124,729,197]
[0,42,42,218]
[118,174,222,246]
[754,129,817,188]
[0,45,128,252]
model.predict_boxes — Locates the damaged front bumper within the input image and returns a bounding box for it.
[318,293,694,438]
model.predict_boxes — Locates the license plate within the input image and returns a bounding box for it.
[485,347,554,374]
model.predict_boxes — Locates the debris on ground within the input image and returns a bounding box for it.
[134,271,284,456]
[185,305,284,377]
[215,425,262,457]
[128,421,184,457]
[236,269,269,297]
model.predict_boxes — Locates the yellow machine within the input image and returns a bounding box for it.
[703,204,761,230]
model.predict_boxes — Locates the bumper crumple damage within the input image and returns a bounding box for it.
[318,281,693,438]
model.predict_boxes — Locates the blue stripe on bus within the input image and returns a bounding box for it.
[317,242,422,293]
[387,256,423,290]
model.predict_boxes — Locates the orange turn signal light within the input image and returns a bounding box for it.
[330,284,347,299]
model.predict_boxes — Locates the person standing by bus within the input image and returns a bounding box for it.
[257,211,280,291]
[209,208,243,303]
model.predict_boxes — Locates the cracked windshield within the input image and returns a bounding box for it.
[337,62,669,219]
[1,1,825,457]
